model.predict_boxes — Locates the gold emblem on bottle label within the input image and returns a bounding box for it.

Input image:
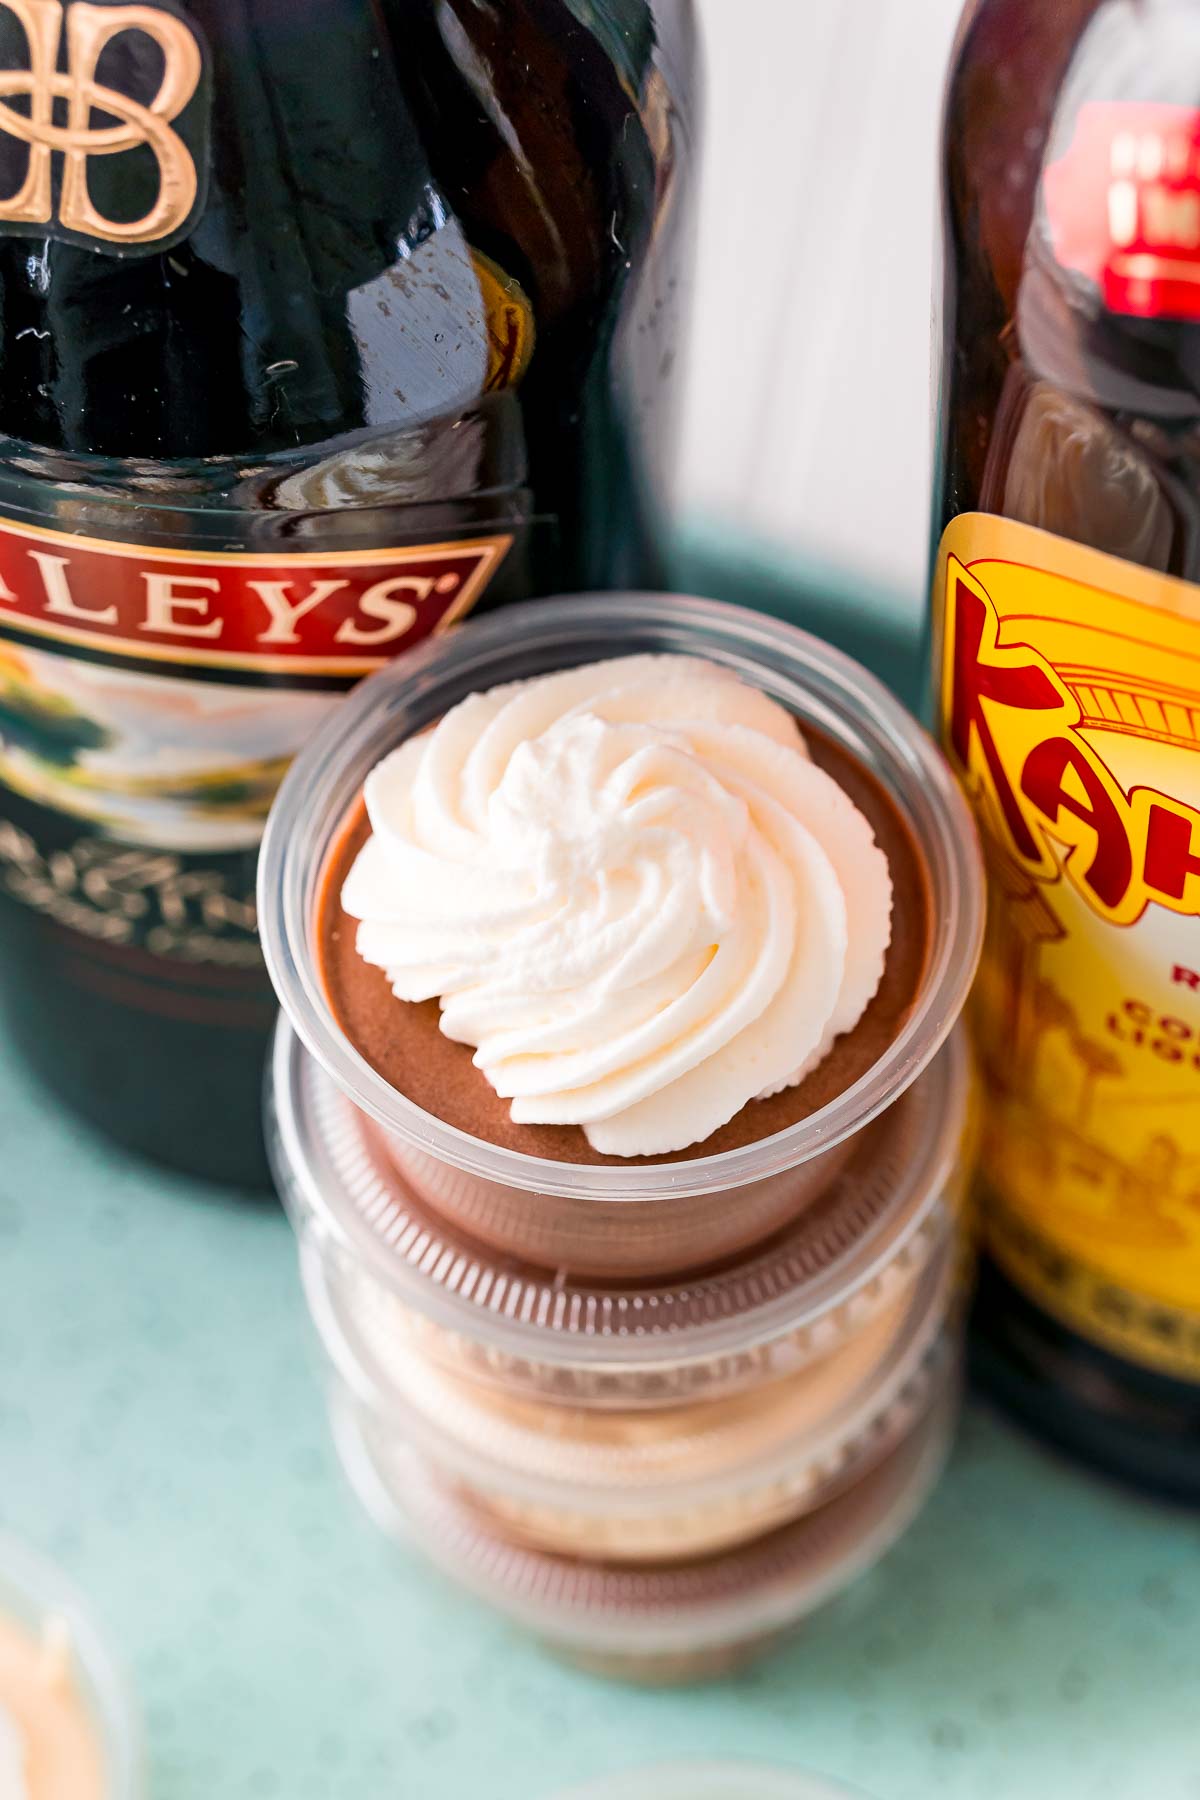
[0,0,207,250]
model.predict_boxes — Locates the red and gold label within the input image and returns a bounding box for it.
[935,512,1200,1379]
[0,516,510,981]
[0,515,509,675]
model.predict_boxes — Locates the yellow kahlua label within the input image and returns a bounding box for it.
[934,513,1200,1380]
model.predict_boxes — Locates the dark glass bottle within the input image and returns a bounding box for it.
[933,0,1200,1497]
[0,0,697,1186]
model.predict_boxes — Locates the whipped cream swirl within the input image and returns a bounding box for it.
[342,655,893,1156]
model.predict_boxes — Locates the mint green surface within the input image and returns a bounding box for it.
[2,556,1199,1800]
[3,1035,1199,1799]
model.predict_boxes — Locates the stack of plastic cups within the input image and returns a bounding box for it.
[260,595,985,1683]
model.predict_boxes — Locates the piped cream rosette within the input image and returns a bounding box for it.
[343,655,893,1157]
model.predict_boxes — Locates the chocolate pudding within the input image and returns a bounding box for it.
[316,728,932,1166]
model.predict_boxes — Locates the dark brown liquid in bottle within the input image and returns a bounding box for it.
[939,0,1200,1497]
[0,0,697,1186]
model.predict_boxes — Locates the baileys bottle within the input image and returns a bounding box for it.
[0,0,697,1184]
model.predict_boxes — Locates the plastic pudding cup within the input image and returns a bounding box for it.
[0,1536,142,1800]
[271,1021,972,1410]
[259,592,984,1279]
[308,1231,958,1563]
[330,1348,959,1685]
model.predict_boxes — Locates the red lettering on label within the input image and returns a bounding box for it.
[1021,735,1133,910]
[1146,805,1200,903]
[948,574,1061,860]
[1173,965,1200,991]
[943,556,1200,927]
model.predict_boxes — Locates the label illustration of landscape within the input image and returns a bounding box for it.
[0,517,510,852]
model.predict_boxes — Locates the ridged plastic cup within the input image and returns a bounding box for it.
[272,1022,972,1409]
[331,1354,958,1684]
[259,593,983,1278]
[310,1231,957,1563]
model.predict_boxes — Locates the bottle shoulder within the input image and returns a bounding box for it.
[935,0,1200,577]
[0,0,696,466]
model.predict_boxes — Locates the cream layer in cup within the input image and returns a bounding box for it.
[261,594,983,1278]
[333,1357,959,1684]
[342,1265,951,1561]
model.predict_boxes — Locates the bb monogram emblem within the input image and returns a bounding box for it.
[0,0,208,249]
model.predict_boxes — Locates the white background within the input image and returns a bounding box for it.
[678,0,967,608]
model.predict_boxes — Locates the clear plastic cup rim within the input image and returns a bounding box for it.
[274,1024,968,1375]
[302,1225,956,1513]
[329,1351,958,1654]
[258,592,984,1204]
[332,1329,955,1545]
[0,1533,143,1799]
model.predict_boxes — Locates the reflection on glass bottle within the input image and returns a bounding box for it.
[0,0,699,1185]
[933,0,1200,1496]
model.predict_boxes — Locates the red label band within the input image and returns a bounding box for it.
[1043,101,1200,324]
[0,516,512,673]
